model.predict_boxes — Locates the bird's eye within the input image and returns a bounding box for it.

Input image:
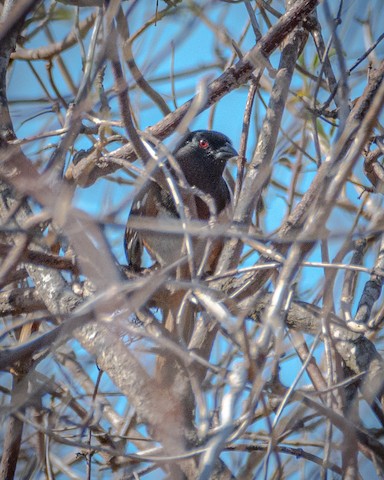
[198,139,209,149]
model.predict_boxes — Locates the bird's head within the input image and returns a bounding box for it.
[174,130,237,185]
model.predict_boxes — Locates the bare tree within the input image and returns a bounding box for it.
[1,0,384,478]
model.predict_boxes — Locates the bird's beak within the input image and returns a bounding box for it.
[217,141,238,161]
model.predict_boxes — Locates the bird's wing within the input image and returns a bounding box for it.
[124,187,147,270]
[125,181,180,269]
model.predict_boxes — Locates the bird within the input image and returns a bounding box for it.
[124,130,237,274]
[125,130,237,405]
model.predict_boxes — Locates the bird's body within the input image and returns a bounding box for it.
[125,130,237,272]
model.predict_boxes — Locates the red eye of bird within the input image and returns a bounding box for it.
[199,139,209,149]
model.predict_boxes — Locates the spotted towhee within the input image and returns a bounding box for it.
[124,130,237,274]
[125,130,237,400]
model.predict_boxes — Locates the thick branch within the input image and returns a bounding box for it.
[0,287,45,316]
